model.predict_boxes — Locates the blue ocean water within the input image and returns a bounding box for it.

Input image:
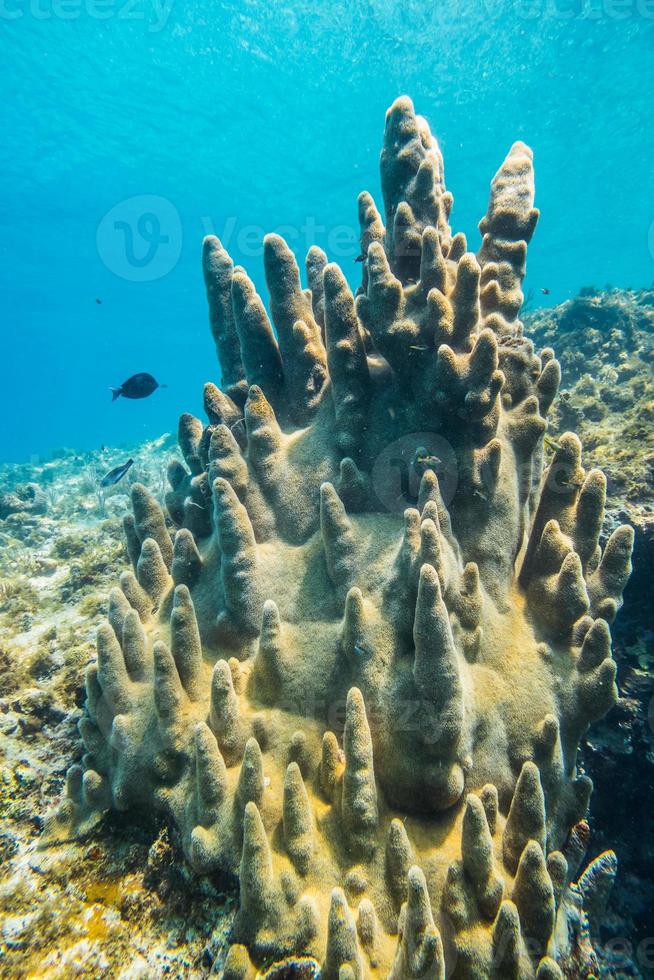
[1,1,653,462]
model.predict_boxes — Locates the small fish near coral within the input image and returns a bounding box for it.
[99,458,134,488]
[413,447,443,474]
[110,372,165,401]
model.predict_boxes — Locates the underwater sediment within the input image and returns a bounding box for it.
[41,98,636,978]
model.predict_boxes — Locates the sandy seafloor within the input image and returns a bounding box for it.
[1,289,653,978]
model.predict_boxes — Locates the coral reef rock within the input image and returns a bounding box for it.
[527,286,654,955]
[0,482,47,520]
[44,97,634,978]
[526,286,654,524]
[527,287,654,637]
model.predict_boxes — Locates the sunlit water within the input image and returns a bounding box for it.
[1,1,653,461]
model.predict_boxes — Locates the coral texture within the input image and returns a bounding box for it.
[0,482,47,520]
[45,97,633,978]
[527,286,654,519]
[526,286,654,948]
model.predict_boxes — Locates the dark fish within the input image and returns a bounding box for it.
[354,254,365,263]
[110,372,166,401]
[95,298,102,304]
[100,458,134,487]
[541,287,551,295]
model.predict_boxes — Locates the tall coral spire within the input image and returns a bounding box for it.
[46,95,634,980]
[342,688,378,858]
[413,563,464,757]
[202,235,245,392]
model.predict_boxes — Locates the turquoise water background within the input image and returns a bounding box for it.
[1,1,653,462]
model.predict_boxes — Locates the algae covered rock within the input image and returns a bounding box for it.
[44,97,633,978]
[0,482,47,520]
